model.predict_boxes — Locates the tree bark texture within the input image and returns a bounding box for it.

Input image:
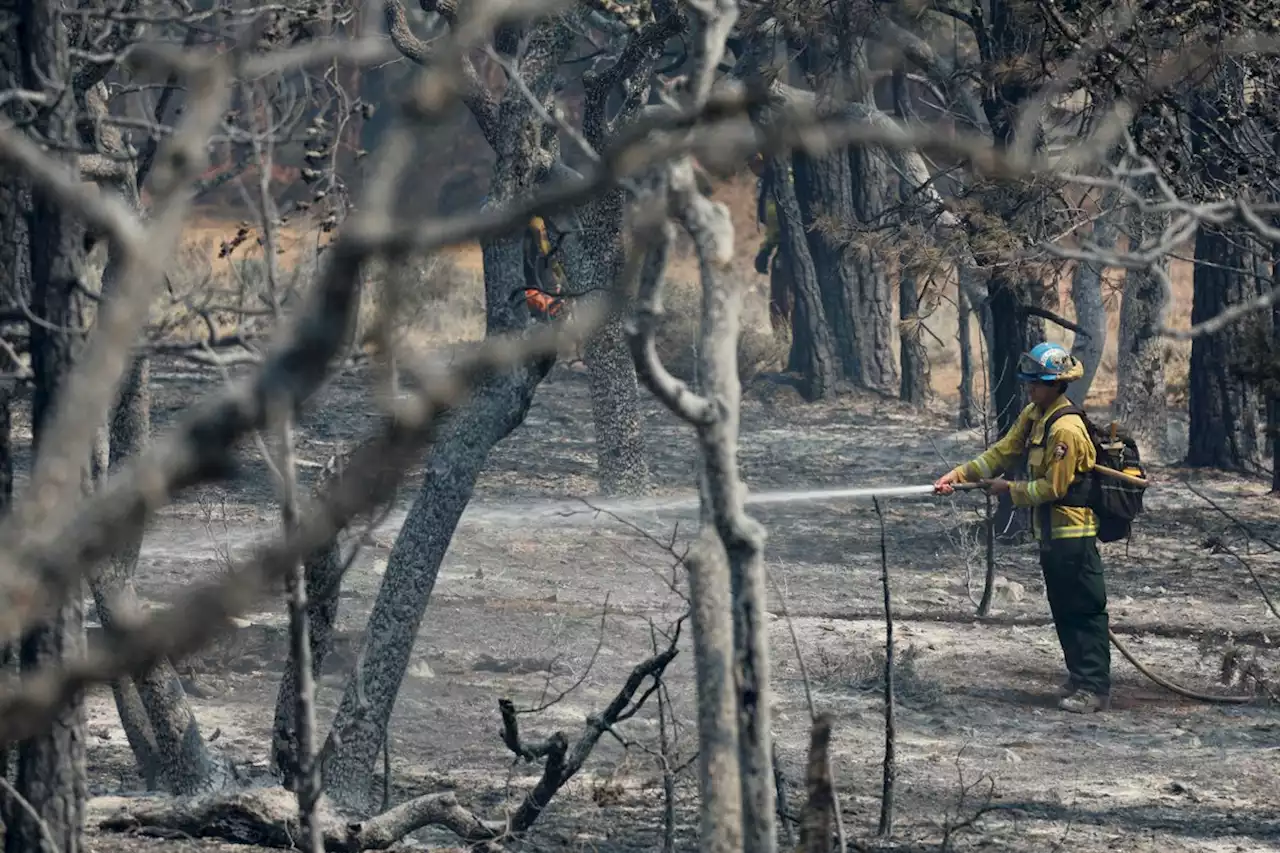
[1187,225,1269,471]
[575,11,681,496]
[796,714,833,853]
[767,153,837,399]
[85,162,223,793]
[683,531,746,853]
[898,267,928,406]
[847,143,899,393]
[1112,209,1169,461]
[0,1,26,790]
[1068,199,1119,404]
[792,147,897,394]
[674,170,775,853]
[986,276,1030,541]
[9,0,88,846]
[986,274,1029,435]
[577,189,650,496]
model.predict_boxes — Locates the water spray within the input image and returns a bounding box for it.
[740,481,986,507]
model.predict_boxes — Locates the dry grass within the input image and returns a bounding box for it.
[167,186,1196,410]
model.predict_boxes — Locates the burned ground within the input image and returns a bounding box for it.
[19,358,1279,853]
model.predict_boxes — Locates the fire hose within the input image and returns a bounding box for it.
[773,469,1256,705]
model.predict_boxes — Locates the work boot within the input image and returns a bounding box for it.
[1058,689,1109,714]
[1057,675,1078,698]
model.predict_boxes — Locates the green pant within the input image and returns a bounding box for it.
[1040,536,1110,695]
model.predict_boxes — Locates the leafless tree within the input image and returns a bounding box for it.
[5,0,1271,851]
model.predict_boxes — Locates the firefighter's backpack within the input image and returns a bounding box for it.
[1041,406,1148,543]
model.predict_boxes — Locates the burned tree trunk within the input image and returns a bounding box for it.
[986,275,1028,435]
[792,145,897,395]
[8,0,87,847]
[767,153,837,399]
[848,143,899,393]
[0,0,25,790]
[793,150,859,379]
[75,81,226,794]
[1112,209,1169,460]
[1187,225,1269,471]
[898,264,928,406]
[986,276,1030,541]
[574,186,650,496]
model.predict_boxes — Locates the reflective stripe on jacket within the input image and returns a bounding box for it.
[948,397,1098,541]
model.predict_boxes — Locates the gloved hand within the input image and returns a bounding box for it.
[982,477,1011,496]
[754,246,773,275]
[933,471,958,495]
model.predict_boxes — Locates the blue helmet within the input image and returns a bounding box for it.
[1017,342,1084,383]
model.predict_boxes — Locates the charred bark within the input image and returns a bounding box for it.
[986,274,1028,435]
[1187,225,1269,471]
[0,0,25,791]
[576,190,650,496]
[320,17,574,811]
[77,83,226,793]
[572,9,684,496]
[898,264,928,406]
[986,276,1030,541]
[767,153,837,399]
[9,0,87,847]
[848,143,899,393]
[792,146,897,394]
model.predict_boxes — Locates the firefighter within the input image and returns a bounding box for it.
[933,342,1110,714]
[748,154,793,331]
[523,215,566,322]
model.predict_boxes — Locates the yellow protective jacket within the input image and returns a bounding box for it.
[948,396,1098,541]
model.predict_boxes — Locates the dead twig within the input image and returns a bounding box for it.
[873,497,896,838]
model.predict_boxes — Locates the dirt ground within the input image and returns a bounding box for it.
[4,349,1264,853]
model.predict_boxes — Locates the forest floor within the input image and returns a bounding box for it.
[16,352,1274,853]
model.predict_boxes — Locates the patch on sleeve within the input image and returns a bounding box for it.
[1053,442,1068,460]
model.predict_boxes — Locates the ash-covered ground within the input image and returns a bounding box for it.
[36,359,1280,853]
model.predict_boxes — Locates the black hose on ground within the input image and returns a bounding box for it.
[1109,629,1254,704]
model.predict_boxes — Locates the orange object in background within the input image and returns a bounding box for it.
[525,287,564,318]
[524,216,566,319]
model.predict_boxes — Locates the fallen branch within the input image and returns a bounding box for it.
[499,621,681,836]
[97,629,681,850]
[96,786,502,851]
